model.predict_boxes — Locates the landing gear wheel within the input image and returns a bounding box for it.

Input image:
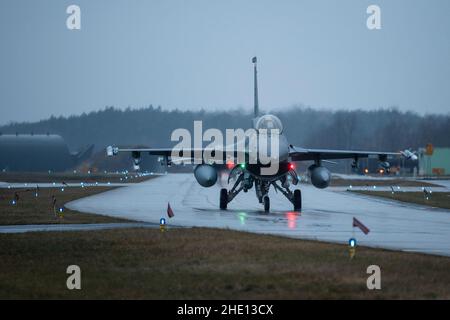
[220,188,228,210]
[263,196,270,212]
[293,189,302,211]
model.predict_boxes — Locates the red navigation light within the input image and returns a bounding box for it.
[288,162,296,170]
[226,161,234,170]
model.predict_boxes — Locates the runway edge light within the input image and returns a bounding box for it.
[160,217,167,232]
[348,238,357,259]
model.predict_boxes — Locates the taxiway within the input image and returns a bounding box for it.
[65,174,450,257]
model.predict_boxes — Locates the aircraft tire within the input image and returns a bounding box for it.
[293,189,302,211]
[263,196,270,212]
[220,188,228,210]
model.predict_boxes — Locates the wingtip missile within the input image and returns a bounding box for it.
[106,146,119,157]
[401,149,418,161]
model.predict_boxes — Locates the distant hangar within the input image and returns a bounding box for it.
[0,133,93,172]
[418,146,450,176]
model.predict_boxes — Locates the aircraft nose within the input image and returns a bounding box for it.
[264,142,289,163]
[280,148,289,162]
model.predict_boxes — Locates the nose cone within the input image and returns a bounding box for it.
[257,133,290,163]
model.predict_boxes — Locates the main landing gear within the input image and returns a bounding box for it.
[293,189,302,211]
[271,181,302,212]
[220,188,228,210]
[219,172,302,212]
[263,195,270,212]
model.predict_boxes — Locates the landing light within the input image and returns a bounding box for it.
[349,238,357,247]
[160,218,166,225]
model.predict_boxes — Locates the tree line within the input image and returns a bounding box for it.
[1,106,449,153]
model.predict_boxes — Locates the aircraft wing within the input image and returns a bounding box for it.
[108,145,403,163]
[107,146,173,156]
[289,146,401,161]
[106,146,241,162]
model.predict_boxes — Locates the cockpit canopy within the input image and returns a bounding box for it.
[255,114,284,133]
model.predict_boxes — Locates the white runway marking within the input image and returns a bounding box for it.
[0,222,159,234]
[66,174,450,257]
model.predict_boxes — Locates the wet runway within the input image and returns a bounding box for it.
[66,174,450,257]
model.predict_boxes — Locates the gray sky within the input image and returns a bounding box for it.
[1,0,449,124]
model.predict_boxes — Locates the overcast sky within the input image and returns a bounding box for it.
[0,0,449,124]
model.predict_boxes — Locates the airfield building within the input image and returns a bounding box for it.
[0,133,93,172]
[418,147,450,176]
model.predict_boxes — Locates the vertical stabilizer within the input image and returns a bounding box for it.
[252,56,259,118]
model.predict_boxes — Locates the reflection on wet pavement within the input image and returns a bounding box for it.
[67,174,450,257]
